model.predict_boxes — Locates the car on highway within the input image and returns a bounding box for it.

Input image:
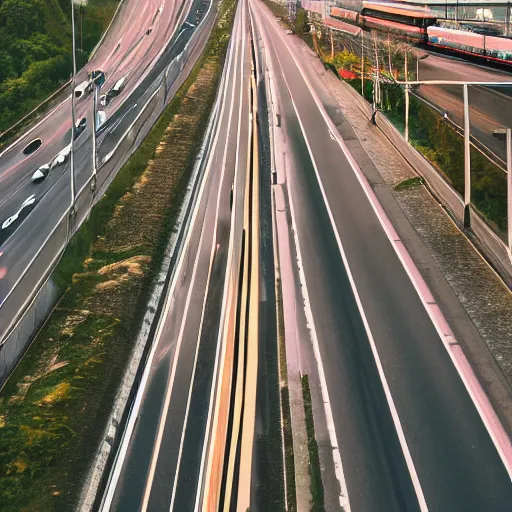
[75,80,93,99]
[100,76,126,107]
[96,110,107,131]
[22,138,42,156]
[75,117,87,139]
[50,143,72,169]
[31,164,51,184]
[0,195,38,246]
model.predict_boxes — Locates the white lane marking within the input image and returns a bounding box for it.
[109,104,139,132]
[250,4,352,510]
[265,0,512,483]
[98,37,229,510]
[167,6,244,510]
[262,10,429,510]
[273,44,428,511]
[139,199,208,512]
[140,11,243,511]
[102,88,160,164]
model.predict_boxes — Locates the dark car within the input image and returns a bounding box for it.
[74,117,87,139]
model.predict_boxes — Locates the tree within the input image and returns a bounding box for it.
[0,0,45,39]
[0,51,15,82]
[333,50,359,70]
[295,8,308,34]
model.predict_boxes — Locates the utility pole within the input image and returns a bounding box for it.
[405,43,409,142]
[80,1,83,54]
[507,128,511,260]
[463,83,471,228]
[361,30,364,96]
[70,0,77,215]
[91,82,98,193]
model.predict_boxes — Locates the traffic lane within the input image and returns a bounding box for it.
[98,0,183,88]
[253,12,419,511]
[0,0,151,172]
[110,191,217,512]
[0,0,199,250]
[418,50,512,83]
[108,13,245,508]
[0,104,96,218]
[98,0,212,156]
[418,83,512,130]
[0,0,184,214]
[0,142,94,303]
[99,0,198,121]
[259,7,512,509]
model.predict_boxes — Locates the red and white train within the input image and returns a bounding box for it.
[329,1,512,65]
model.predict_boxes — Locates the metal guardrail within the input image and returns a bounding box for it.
[0,81,72,150]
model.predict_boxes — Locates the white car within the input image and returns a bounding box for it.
[31,164,51,184]
[74,80,93,99]
[100,76,126,107]
[1,195,38,245]
[50,144,72,169]
[96,111,107,131]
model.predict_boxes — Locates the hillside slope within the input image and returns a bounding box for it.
[0,0,119,132]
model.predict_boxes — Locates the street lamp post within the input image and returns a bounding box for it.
[507,128,512,260]
[70,0,77,215]
[405,44,409,142]
[463,83,471,228]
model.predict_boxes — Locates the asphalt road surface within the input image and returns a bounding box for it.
[99,2,251,510]
[415,49,512,161]
[0,0,215,339]
[251,1,512,510]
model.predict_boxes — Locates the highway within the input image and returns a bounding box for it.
[414,49,512,162]
[98,0,251,509]
[0,0,217,341]
[251,1,512,510]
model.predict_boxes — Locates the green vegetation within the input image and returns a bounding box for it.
[394,176,424,191]
[294,7,308,34]
[0,0,119,132]
[262,0,288,22]
[302,29,507,235]
[301,374,324,512]
[0,0,238,509]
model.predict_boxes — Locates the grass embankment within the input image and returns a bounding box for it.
[302,374,325,512]
[276,278,297,511]
[0,0,237,509]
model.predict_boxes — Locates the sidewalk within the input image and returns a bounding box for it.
[282,32,512,435]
